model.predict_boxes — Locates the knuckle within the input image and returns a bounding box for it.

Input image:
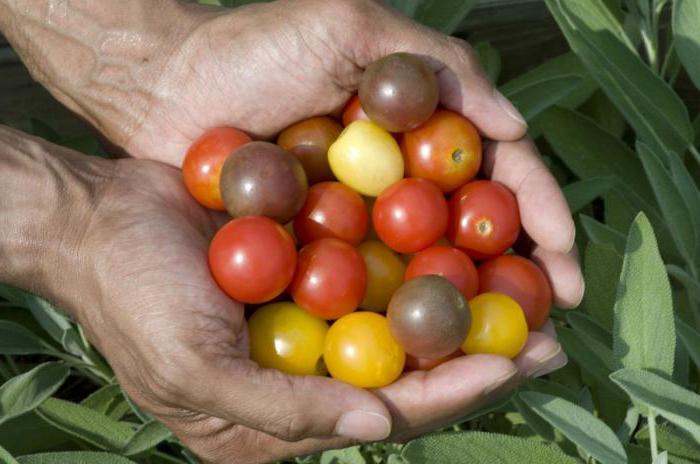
[144,363,186,404]
[273,411,314,442]
[447,37,479,65]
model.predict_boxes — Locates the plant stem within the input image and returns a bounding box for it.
[641,29,658,72]
[689,146,700,165]
[649,409,659,460]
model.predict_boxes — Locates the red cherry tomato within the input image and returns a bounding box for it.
[183,127,251,210]
[405,350,461,371]
[209,216,296,304]
[402,110,482,193]
[478,255,552,330]
[293,182,368,246]
[290,238,367,319]
[404,246,479,299]
[447,180,520,259]
[342,95,370,127]
[373,178,448,253]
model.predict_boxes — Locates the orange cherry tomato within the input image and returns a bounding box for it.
[402,110,482,193]
[373,178,448,253]
[324,311,405,388]
[293,182,368,246]
[478,255,552,330]
[447,180,520,260]
[183,127,251,210]
[277,116,342,184]
[290,238,367,319]
[209,216,296,304]
[342,95,369,127]
[357,241,406,312]
[404,246,479,299]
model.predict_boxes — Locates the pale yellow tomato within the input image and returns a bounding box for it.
[328,120,404,196]
[324,312,405,388]
[249,302,329,376]
[461,292,528,359]
[357,241,406,312]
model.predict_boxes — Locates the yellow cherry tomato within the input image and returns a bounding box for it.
[358,241,406,312]
[249,302,329,376]
[324,311,405,388]
[461,292,528,359]
[328,120,404,196]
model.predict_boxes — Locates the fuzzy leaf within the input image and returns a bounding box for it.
[0,363,69,425]
[613,213,675,378]
[402,431,578,463]
[610,368,700,442]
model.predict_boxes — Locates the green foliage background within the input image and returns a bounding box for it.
[2,0,700,463]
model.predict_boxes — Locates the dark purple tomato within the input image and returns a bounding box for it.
[220,142,308,224]
[387,275,470,359]
[359,53,439,132]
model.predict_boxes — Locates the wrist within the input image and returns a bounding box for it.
[0,1,208,156]
[0,125,114,320]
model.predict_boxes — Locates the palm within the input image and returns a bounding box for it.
[80,159,247,390]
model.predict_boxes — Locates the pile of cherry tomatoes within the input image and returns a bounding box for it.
[182,53,553,388]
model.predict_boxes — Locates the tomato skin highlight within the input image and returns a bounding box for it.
[404,245,479,299]
[208,216,296,304]
[324,311,405,388]
[478,255,552,330]
[277,116,342,184]
[447,180,520,259]
[182,127,251,210]
[342,95,370,127]
[402,110,482,193]
[462,292,528,359]
[293,182,368,246]
[373,178,448,253]
[248,302,329,376]
[290,238,367,320]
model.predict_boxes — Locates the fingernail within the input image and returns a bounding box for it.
[495,90,527,127]
[335,410,391,441]
[483,367,519,396]
[527,348,568,378]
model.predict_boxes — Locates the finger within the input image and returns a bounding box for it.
[539,319,557,338]
[187,360,391,443]
[483,139,575,254]
[373,354,518,440]
[365,8,527,141]
[530,244,585,308]
[164,415,352,464]
[514,331,567,379]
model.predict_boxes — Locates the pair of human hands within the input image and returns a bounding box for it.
[2,0,582,462]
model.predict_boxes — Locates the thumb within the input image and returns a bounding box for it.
[362,6,527,141]
[190,359,392,442]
